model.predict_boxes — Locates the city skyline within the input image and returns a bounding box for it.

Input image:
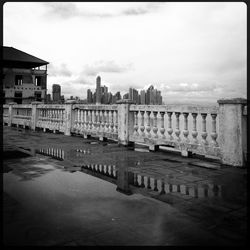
[4,2,247,103]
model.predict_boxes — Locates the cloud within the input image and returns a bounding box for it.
[163,83,218,94]
[122,3,163,16]
[84,61,134,76]
[48,63,72,77]
[43,2,163,19]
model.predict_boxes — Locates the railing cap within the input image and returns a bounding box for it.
[31,101,42,105]
[116,99,136,104]
[217,98,247,104]
[66,100,77,104]
[8,102,17,105]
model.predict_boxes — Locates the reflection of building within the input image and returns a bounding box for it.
[2,46,49,104]
[52,84,61,102]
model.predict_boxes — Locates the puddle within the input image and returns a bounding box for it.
[4,150,31,160]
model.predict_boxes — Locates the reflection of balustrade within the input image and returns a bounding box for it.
[81,163,117,179]
[38,147,65,160]
[131,172,222,198]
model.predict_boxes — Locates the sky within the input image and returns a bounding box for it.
[3,2,247,103]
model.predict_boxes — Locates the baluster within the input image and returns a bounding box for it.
[83,110,87,131]
[134,111,139,136]
[160,179,166,195]
[152,111,158,138]
[140,175,145,188]
[191,113,198,144]
[182,113,189,142]
[93,110,97,131]
[89,110,93,131]
[169,183,173,192]
[115,110,118,134]
[210,114,218,146]
[201,113,208,145]
[110,110,114,133]
[153,179,158,191]
[105,110,109,133]
[159,111,166,139]
[97,110,101,132]
[140,111,145,137]
[86,110,90,131]
[147,176,151,189]
[101,110,105,133]
[134,173,139,186]
[80,110,84,134]
[175,112,181,141]
[167,112,173,140]
[110,165,114,177]
[146,111,151,138]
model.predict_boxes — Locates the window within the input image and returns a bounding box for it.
[35,76,42,86]
[15,75,23,85]
[14,92,22,104]
[35,91,42,102]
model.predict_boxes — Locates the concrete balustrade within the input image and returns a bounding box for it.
[3,98,247,167]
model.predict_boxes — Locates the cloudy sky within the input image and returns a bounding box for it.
[4,2,247,103]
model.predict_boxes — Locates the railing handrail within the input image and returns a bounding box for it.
[130,104,219,114]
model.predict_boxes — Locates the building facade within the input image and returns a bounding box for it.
[52,84,61,102]
[2,46,49,104]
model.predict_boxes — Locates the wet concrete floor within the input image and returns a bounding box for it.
[3,126,247,246]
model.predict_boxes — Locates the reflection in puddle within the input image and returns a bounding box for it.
[35,146,222,201]
[37,148,64,161]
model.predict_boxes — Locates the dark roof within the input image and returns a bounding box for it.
[3,46,49,69]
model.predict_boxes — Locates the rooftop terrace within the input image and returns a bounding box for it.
[3,126,247,246]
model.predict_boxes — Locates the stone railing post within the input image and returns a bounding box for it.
[116,99,135,146]
[218,98,247,167]
[64,100,75,136]
[8,102,17,127]
[31,102,41,130]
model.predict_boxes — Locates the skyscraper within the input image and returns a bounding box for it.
[140,90,146,104]
[129,87,139,104]
[96,76,101,104]
[52,84,61,103]
[87,89,93,103]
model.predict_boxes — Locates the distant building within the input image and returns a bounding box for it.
[87,89,93,103]
[123,93,129,99]
[52,84,61,102]
[146,85,162,105]
[129,87,139,104]
[2,46,49,104]
[140,90,146,104]
[46,93,51,103]
[96,76,101,104]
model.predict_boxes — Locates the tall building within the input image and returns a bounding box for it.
[96,76,101,104]
[2,46,49,104]
[87,89,93,103]
[129,87,139,104]
[140,90,146,104]
[145,85,162,105]
[52,84,61,102]
[123,93,129,99]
